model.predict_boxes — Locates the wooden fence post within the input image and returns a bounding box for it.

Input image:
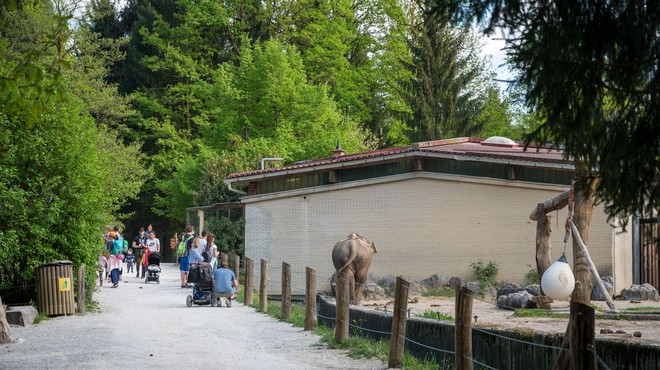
[305,267,317,331]
[335,269,350,343]
[388,276,410,368]
[76,265,85,315]
[282,262,291,320]
[234,254,240,281]
[245,258,254,306]
[455,285,473,370]
[260,259,268,313]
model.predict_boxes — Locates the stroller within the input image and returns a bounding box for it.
[185,263,215,307]
[144,252,161,284]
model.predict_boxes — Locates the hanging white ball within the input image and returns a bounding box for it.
[541,255,575,300]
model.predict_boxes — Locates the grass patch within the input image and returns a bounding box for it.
[251,293,443,369]
[34,312,48,324]
[512,309,570,319]
[85,299,100,313]
[422,288,455,298]
[416,309,454,321]
[620,306,660,312]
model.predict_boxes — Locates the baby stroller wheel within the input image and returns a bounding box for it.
[186,295,193,307]
[211,296,217,307]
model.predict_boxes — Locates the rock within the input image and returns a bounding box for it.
[466,281,481,292]
[620,284,660,301]
[633,331,642,338]
[525,284,541,296]
[363,283,387,300]
[497,290,534,309]
[449,276,463,288]
[529,295,553,309]
[406,280,427,295]
[499,281,521,289]
[591,276,614,301]
[5,306,38,327]
[497,286,540,299]
[420,274,450,289]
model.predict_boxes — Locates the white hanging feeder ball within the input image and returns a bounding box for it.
[541,254,575,300]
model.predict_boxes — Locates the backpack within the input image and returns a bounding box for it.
[177,235,193,257]
[122,239,129,253]
[111,239,123,255]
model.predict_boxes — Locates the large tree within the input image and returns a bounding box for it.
[442,0,660,222]
[0,1,146,302]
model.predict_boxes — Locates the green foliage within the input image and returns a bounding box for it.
[513,310,569,320]
[470,259,499,288]
[441,0,660,223]
[525,267,540,286]
[0,2,146,303]
[206,216,245,256]
[422,288,455,298]
[417,309,454,321]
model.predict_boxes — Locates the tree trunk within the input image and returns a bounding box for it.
[535,203,552,294]
[0,297,12,344]
[556,164,600,369]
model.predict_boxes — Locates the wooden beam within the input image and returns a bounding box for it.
[529,190,570,221]
[388,276,410,368]
[455,286,474,370]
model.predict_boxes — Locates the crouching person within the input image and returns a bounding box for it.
[212,261,238,307]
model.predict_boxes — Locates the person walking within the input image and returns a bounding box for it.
[207,233,218,270]
[179,226,195,288]
[132,228,148,278]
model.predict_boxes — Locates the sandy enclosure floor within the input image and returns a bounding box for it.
[356,295,660,346]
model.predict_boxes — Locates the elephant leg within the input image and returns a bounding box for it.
[354,278,366,306]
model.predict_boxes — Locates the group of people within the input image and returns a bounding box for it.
[178,225,238,305]
[98,224,161,288]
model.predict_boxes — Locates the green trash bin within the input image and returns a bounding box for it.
[36,260,75,316]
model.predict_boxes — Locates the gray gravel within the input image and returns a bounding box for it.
[1,262,387,369]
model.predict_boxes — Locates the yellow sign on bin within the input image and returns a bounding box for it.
[58,277,71,292]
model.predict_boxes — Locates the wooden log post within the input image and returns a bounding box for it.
[556,172,600,370]
[245,258,254,306]
[76,265,86,315]
[260,259,268,313]
[455,285,474,370]
[535,203,553,295]
[304,267,317,331]
[388,276,410,368]
[529,190,570,221]
[334,269,350,344]
[281,262,291,320]
[0,296,12,344]
[234,254,240,281]
[197,209,204,236]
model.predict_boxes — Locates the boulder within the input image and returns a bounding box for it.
[591,276,615,301]
[497,285,540,299]
[6,306,38,327]
[620,284,660,301]
[420,274,450,289]
[499,281,522,289]
[466,281,481,292]
[497,290,534,309]
[363,283,387,301]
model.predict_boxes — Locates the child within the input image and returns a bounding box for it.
[98,253,107,287]
[125,249,135,273]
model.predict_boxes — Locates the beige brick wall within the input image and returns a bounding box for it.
[243,172,631,295]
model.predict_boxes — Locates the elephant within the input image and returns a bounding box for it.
[332,233,378,305]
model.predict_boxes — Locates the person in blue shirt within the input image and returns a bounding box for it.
[213,261,238,307]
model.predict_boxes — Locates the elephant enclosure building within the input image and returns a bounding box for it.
[225,137,640,296]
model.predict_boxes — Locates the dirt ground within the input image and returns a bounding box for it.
[358,295,660,346]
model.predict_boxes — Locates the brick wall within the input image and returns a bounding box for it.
[243,172,630,295]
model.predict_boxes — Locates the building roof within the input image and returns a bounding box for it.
[227,137,570,181]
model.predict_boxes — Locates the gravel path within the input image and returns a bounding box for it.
[1,263,387,369]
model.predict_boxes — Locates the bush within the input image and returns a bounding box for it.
[470,260,499,288]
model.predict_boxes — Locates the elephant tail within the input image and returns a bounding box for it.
[336,240,357,274]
